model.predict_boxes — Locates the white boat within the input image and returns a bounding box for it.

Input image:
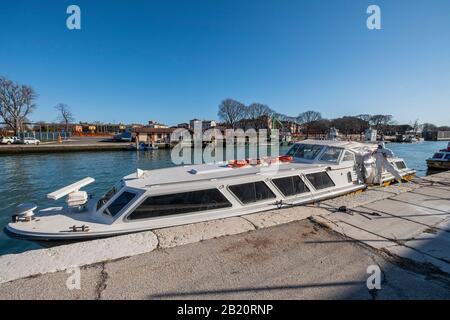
[6,140,416,241]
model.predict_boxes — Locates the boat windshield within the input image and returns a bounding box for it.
[319,147,343,163]
[433,153,444,159]
[286,144,324,160]
[96,182,124,211]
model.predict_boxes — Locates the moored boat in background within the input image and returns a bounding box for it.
[426,142,450,170]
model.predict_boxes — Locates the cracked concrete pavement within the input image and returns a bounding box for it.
[1,219,449,300]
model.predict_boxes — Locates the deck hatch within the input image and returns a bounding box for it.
[272,176,310,197]
[228,181,276,204]
[126,189,232,220]
[305,172,335,190]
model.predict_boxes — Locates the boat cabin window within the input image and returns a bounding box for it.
[126,189,232,221]
[286,144,324,160]
[395,161,407,170]
[96,183,124,211]
[433,153,444,159]
[306,172,335,190]
[319,147,343,163]
[104,191,137,217]
[342,151,356,163]
[445,154,450,160]
[229,181,276,204]
[272,176,310,197]
[286,144,301,157]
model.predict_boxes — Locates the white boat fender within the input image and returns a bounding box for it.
[12,203,37,222]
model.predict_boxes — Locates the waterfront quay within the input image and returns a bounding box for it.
[1,171,449,300]
[0,136,131,155]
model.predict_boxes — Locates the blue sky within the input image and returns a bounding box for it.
[0,0,449,126]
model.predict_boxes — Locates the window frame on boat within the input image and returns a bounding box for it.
[123,187,233,222]
[395,161,407,170]
[286,143,351,165]
[304,171,336,191]
[102,189,140,218]
[96,180,126,212]
[342,151,356,163]
[270,175,311,198]
[319,147,344,164]
[286,143,325,162]
[227,180,276,205]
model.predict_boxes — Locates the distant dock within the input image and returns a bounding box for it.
[0,141,131,155]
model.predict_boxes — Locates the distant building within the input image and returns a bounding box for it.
[176,123,190,129]
[189,119,217,131]
[423,130,450,141]
[135,127,176,144]
[438,131,450,141]
[147,120,168,129]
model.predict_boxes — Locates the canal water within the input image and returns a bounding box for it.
[0,141,447,255]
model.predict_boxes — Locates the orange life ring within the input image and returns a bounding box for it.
[227,160,248,168]
[278,155,293,163]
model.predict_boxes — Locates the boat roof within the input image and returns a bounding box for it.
[123,140,382,189]
[296,139,378,154]
[123,161,328,189]
[297,139,376,148]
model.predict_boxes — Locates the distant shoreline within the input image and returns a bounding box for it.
[0,143,131,155]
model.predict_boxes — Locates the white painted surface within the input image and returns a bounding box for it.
[0,231,158,284]
[154,217,255,248]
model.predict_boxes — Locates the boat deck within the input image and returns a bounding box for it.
[124,162,330,188]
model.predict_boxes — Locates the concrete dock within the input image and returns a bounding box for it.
[0,137,130,155]
[0,172,449,299]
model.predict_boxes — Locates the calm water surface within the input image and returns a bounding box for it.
[0,141,447,255]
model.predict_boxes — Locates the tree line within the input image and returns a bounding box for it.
[0,76,74,135]
[217,98,449,137]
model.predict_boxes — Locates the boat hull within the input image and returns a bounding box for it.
[6,183,367,242]
[426,160,450,170]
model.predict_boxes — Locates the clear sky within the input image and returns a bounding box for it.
[0,0,449,126]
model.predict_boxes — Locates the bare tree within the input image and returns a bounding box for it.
[411,119,420,134]
[332,116,369,136]
[246,103,274,129]
[55,103,74,132]
[422,123,437,133]
[0,76,37,135]
[297,110,322,138]
[218,99,246,129]
[369,114,393,131]
[356,114,372,123]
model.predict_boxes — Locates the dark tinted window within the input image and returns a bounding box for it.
[395,161,406,169]
[104,191,136,217]
[433,153,444,159]
[286,144,300,156]
[445,154,450,160]
[229,181,275,204]
[127,189,231,220]
[347,172,353,183]
[272,176,310,197]
[294,144,323,160]
[306,172,335,190]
